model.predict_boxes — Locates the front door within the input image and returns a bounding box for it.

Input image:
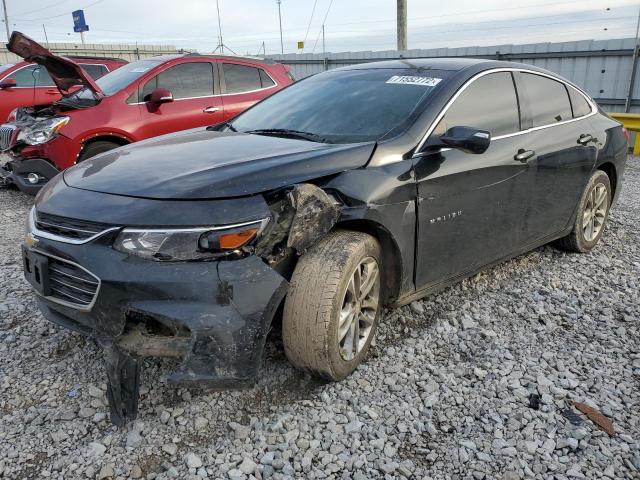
[414,71,532,288]
[137,61,224,138]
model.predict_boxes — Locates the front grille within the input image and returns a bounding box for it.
[35,211,114,241]
[0,124,17,151]
[48,257,99,308]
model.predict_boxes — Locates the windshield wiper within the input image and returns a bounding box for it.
[244,128,327,143]
[206,121,237,132]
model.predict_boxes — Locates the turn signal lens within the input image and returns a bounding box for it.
[218,228,259,249]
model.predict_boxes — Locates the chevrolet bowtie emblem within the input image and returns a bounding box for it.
[24,233,39,249]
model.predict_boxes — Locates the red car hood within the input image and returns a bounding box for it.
[7,31,103,96]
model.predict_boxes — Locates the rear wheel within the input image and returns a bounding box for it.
[282,230,382,381]
[555,169,611,253]
[78,140,122,162]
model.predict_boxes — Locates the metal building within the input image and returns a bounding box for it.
[268,37,640,113]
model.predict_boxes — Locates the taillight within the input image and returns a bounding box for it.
[623,127,629,143]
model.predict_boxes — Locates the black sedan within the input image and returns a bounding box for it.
[22,58,627,425]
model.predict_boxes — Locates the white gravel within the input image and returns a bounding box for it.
[1,159,639,480]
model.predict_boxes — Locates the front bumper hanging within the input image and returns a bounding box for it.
[28,238,289,424]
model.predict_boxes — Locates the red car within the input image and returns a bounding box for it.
[0,56,127,122]
[0,32,294,194]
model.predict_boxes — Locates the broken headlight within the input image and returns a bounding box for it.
[17,116,70,145]
[113,219,269,261]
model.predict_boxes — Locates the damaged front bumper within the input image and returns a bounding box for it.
[1,156,60,194]
[24,236,288,423]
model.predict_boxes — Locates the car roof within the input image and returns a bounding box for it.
[146,53,276,65]
[331,57,552,74]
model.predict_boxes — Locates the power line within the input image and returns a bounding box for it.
[325,0,624,27]
[12,0,73,18]
[301,0,318,52]
[13,0,104,22]
[312,0,335,53]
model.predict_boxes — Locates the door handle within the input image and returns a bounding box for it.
[514,149,535,162]
[45,90,58,95]
[203,106,220,113]
[577,134,593,145]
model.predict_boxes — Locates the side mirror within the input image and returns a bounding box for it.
[0,78,17,89]
[439,126,491,154]
[427,127,491,153]
[147,88,174,105]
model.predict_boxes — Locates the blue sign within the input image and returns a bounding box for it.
[72,10,89,33]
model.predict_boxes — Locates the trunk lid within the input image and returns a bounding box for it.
[7,31,103,96]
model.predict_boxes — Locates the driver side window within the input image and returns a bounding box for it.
[141,62,215,101]
[434,72,520,138]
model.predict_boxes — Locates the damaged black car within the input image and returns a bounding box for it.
[22,59,627,425]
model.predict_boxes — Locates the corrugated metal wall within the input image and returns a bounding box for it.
[0,43,179,63]
[268,38,640,113]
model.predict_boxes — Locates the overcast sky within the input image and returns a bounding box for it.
[4,0,640,55]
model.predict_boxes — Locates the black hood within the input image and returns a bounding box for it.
[63,129,376,200]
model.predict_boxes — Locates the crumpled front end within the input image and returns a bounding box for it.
[23,178,342,425]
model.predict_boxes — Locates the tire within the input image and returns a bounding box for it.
[555,169,611,253]
[283,230,382,381]
[78,140,122,162]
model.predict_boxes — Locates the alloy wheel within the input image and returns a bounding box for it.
[338,256,380,361]
[582,182,608,242]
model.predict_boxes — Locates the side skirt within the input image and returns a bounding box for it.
[394,228,572,307]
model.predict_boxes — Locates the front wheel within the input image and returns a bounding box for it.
[78,140,122,162]
[555,169,611,253]
[282,230,382,381]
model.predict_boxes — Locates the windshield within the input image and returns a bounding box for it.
[229,68,448,143]
[96,59,162,95]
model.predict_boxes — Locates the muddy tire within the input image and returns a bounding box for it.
[78,140,121,162]
[283,230,382,381]
[555,169,611,253]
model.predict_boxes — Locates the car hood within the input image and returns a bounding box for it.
[63,129,376,200]
[7,31,103,95]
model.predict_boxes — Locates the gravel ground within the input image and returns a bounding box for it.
[1,159,639,480]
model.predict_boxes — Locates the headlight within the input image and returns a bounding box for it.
[113,219,269,261]
[7,108,18,122]
[17,116,70,145]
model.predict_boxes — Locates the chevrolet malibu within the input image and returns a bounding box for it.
[22,58,627,425]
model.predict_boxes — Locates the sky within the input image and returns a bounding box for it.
[3,0,640,55]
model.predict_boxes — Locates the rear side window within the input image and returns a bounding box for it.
[223,64,264,93]
[80,63,109,80]
[518,73,572,127]
[259,69,275,88]
[142,62,214,100]
[568,87,592,118]
[435,72,520,137]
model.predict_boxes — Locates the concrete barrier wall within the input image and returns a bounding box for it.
[0,42,179,63]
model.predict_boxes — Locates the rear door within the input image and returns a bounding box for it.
[414,71,531,288]
[137,61,224,138]
[513,72,597,241]
[219,62,278,119]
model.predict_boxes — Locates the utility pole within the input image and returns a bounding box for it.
[42,24,49,44]
[397,0,407,51]
[216,0,224,54]
[322,24,325,56]
[625,4,640,112]
[277,0,284,54]
[2,0,9,42]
